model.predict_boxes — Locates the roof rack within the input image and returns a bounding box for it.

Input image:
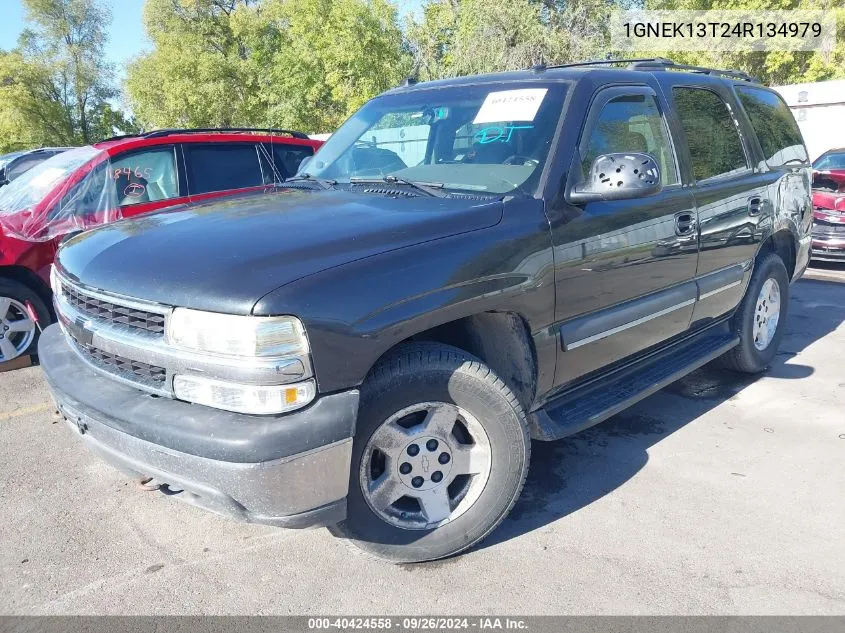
[143,127,311,140]
[98,127,311,143]
[533,57,759,83]
[627,58,759,82]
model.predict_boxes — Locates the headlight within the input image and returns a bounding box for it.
[173,375,315,415]
[167,309,308,357]
[50,265,62,296]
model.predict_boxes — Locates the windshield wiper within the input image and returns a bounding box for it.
[284,173,337,190]
[349,175,449,198]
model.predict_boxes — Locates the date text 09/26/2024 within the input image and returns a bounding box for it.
[307,618,528,630]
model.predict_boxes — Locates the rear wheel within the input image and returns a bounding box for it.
[720,252,789,373]
[0,278,49,363]
[329,343,530,563]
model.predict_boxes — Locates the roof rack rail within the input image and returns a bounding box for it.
[627,58,759,82]
[533,57,759,83]
[142,127,311,140]
[97,133,144,143]
[533,58,662,72]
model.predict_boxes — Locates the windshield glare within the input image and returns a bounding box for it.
[0,146,100,215]
[305,83,568,195]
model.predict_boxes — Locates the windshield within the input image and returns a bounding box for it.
[0,146,100,216]
[814,152,845,170]
[305,82,568,195]
[0,151,27,171]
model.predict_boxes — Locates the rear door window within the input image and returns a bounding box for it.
[673,87,749,182]
[184,143,263,195]
[735,87,807,167]
[109,146,179,206]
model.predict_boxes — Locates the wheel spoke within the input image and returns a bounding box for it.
[367,472,404,511]
[368,420,411,453]
[0,297,10,321]
[421,403,458,437]
[416,487,452,524]
[0,337,18,360]
[452,444,491,476]
[6,318,34,333]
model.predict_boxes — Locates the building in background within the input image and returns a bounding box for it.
[774,79,845,161]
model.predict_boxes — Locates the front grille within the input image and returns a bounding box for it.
[78,342,167,383]
[65,322,167,386]
[62,283,166,335]
[814,222,845,237]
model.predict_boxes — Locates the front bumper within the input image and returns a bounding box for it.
[39,324,358,528]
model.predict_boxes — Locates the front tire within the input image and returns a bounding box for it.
[720,252,789,373]
[329,343,530,563]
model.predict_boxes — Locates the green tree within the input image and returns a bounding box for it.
[126,0,410,133]
[409,0,844,88]
[641,0,845,85]
[0,0,131,152]
[407,0,622,80]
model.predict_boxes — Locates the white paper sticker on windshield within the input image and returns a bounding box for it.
[472,88,548,124]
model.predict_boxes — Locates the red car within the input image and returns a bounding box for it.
[811,148,845,262]
[0,128,322,363]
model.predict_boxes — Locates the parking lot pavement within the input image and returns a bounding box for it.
[1,267,843,616]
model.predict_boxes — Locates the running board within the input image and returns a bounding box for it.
[528,332,739,441]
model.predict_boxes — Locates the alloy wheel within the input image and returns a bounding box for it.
[359,401,492,530]
[752,278,781,351]
[0,297,36,362]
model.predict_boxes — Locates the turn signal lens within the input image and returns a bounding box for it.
[173,375,316,415]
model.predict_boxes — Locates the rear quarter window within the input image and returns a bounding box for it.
[735,87,807,167]
[258,143,315,182]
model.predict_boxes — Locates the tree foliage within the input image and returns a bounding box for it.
[407,0,844,86]
[0,0,135,152]
[125,0,410,133]
[644,0,845,85]
[407,0,622,80]
[3,0,844,149]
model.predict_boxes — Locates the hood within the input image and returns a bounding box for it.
[813,190,845,216]
[57,188,503,314]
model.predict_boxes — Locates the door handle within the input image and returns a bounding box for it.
[748,197,764,216]
[674,212,697,237]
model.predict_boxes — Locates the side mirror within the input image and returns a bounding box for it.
[567,152,662,204]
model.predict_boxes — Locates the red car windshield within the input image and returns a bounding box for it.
[0,146,110,241]
[0,147,100,215]
[813,152,845,170]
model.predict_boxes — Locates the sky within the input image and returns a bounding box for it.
[0,0,424,79]
[0,0,150,79]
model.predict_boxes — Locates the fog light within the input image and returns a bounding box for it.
[173,375,316,415]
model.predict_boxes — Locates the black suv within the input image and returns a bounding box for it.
[40,59,812,563]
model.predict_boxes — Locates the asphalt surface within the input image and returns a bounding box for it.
[1,264,843,615]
